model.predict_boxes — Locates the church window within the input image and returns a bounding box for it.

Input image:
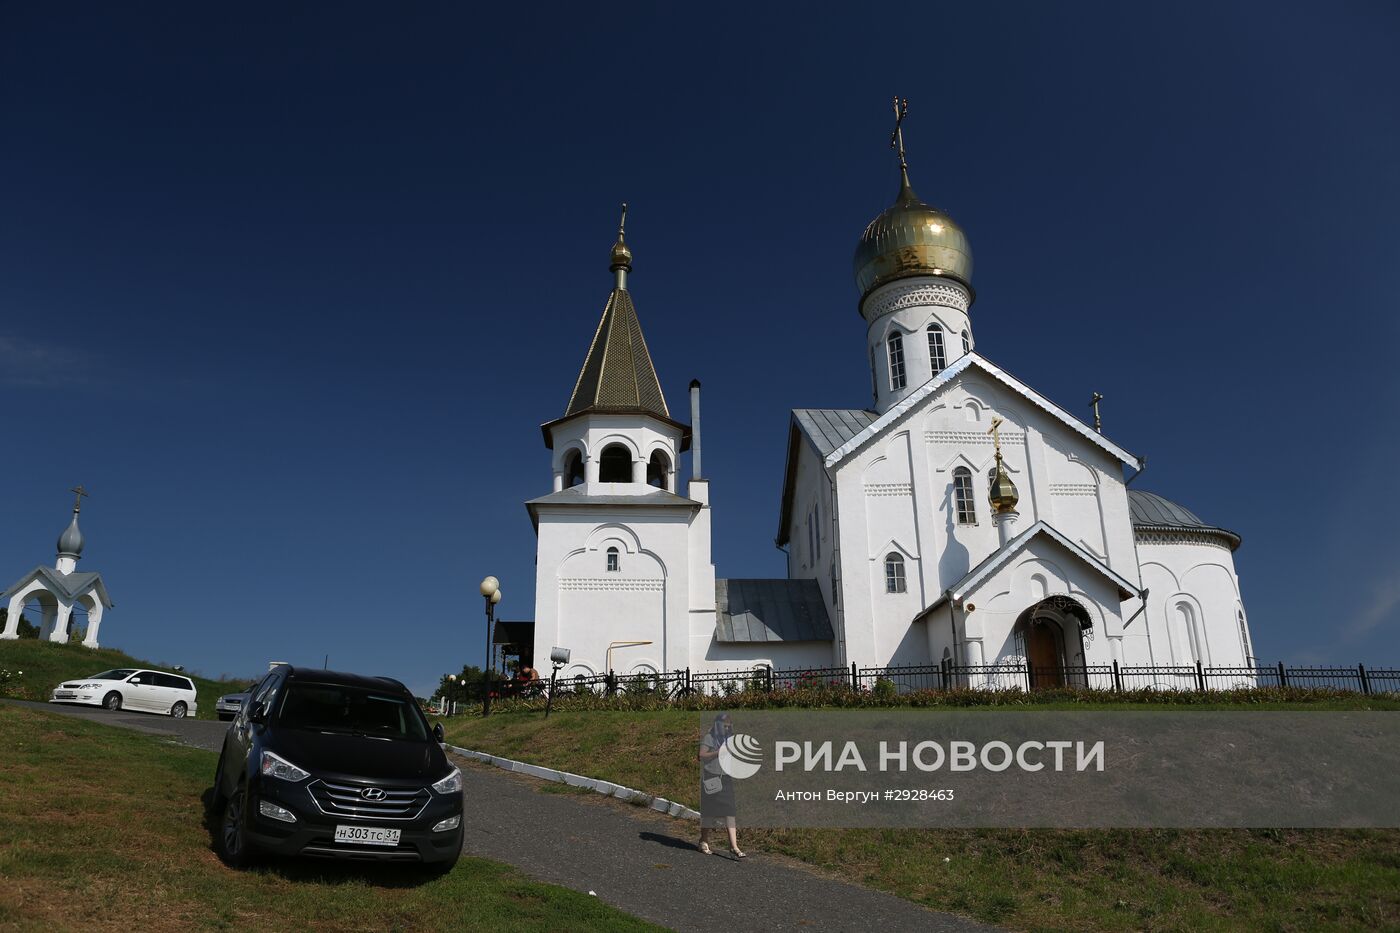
[884,553,906,593]
[606,547,619,572]
[927,324,946,375]
[813,500,820,558]
[563,450,585,488]
[953,467,976,524]
[598,444,632,483]
[1176,602,1202,663]
[646,450,671,489]
[806,512,815,564]
[887,333,906,390]
[1237,609,1252,662]
[869,347,878,402]
[961,329,971,355]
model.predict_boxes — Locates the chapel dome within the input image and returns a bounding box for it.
[853,175,973,302]
[57,513,85,557]
[1128,489,1241,551]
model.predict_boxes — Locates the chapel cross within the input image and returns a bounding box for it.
[1089,393,1104,433]
[617,202,627,239]
[70,485,89,513]
[986,417,1005,457]
[890,97,910,173]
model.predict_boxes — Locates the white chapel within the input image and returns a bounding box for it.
[527,116,1253,686]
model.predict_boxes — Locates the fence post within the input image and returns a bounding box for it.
[1025,661,1034,692]
[939,657,948,691]
[766,664,774,693]
[1112,659,1122,693]
[1277,662,1287,688]
[685,667,691,694]
[1195,660,1205,692]
[851,661,858,691]
[1359,664,1371,695]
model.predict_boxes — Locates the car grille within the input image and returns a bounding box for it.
[306,779,430,820]
[54,691,77,700]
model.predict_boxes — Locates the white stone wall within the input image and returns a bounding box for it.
[533,508,695,678]
[1134,534,1252,669]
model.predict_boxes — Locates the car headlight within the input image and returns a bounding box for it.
[82,683,101,689]
[259,750,310,782]
[431,767,462,795]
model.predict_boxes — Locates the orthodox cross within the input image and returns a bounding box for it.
[617,202,627,239]
[1089,393,1104,433]
[986,417,1005,460]
[70,485,89,513]
[890,97,910,174]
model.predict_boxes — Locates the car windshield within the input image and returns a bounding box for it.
[276,683,428,741]
[92,669,137,680]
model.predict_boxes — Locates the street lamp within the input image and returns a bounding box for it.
[446,674,458,715]
[480,576,502,716]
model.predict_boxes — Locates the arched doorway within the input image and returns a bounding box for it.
[1013,595,1092,688]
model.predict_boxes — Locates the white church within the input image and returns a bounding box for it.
[526,115,1253,687]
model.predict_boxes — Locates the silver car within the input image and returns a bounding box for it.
[216,684,257,721]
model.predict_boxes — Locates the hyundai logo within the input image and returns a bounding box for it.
[361,787,386,801]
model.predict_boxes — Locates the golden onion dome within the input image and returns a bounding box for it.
[609,236,632,272]
[988,455,1019,514]
[853,173,973,301]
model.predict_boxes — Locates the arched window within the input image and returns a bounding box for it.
[606,546,620,572]
[563,450,585,488]
[1176,602,1201,663]
[953,467,976,524]
[961,329,971,354]
[927,324,946,375]
[598,444,632,483]
[646,450,670,489]
[1237,609,1252,662]
[884,553,906,593]
[886,332,906,391]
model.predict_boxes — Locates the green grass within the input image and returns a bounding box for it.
[446,709,1400,932]
[0,703,660,932]
[0,637,252,719]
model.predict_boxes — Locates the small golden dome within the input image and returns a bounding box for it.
[853,174,973,301]
[609,236,632,272]
[988,456,1019,514]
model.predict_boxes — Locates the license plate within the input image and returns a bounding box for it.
[333,825,401,846]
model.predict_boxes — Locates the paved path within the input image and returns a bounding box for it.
[6,699,991,931]
[454,757,994,932]
[1,699,230,752]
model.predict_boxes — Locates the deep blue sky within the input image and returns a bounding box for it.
[2,3,1397,696]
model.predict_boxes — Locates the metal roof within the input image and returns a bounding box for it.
[1,565,113,608]
[525,487,700,508]
[792,409,880,459]
[565,287,669,421]
[715,578,834,643]
[1128,489,1241,550]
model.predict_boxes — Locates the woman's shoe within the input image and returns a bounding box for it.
[732,848,747,859]
[698,842,712,855]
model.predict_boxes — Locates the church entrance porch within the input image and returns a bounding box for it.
[1014,596,1091,689]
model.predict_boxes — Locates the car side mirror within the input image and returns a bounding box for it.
[433,722,445,743]
[248,702,267,724]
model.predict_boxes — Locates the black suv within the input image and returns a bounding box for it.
[212,666,463,870]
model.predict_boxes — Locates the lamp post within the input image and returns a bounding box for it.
[480,576,502,716]
[446,674,458,715]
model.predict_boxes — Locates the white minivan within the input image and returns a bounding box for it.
[51,668,199,718]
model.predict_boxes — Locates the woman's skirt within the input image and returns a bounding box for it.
[700,775,736,824]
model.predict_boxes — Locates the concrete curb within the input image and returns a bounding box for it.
[447,744,701,821]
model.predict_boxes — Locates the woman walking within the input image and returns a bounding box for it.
[697,712,746,858]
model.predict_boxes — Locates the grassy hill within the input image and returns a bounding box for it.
[0,638,253,720]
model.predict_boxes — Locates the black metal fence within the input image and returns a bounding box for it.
[439,660,1400,709]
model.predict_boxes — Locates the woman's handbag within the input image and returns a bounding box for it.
[703,776,723,795]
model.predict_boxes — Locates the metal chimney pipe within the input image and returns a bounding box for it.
[689,379,702,479]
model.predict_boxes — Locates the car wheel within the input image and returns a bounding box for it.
[218,779,256,868]
[102,691,122,711]
[171,701,188,719]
